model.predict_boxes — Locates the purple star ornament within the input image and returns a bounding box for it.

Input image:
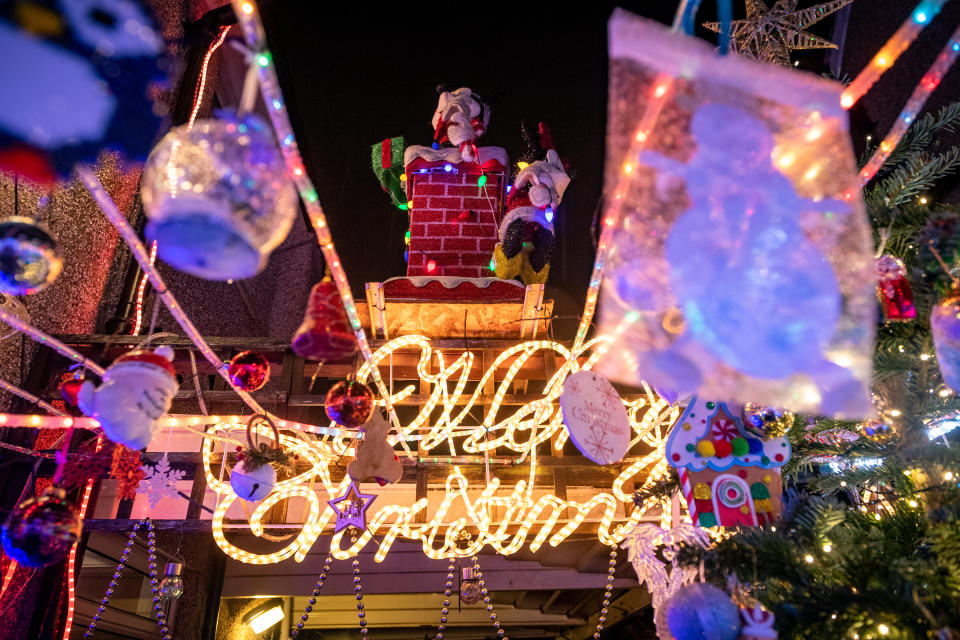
[328,481,376,533]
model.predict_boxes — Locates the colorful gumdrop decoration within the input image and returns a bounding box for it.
[666,397,791,528]
[141,113,297,281]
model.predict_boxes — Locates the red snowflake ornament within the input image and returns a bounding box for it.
[60,439,112,490]
[111,445,145,501]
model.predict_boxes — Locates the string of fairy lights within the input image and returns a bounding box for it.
[194,335,680,565]
[0,0,955,588]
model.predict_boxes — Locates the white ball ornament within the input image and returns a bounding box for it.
[665,583,743,640]
[141,113,296,281]
[230,459,277,502]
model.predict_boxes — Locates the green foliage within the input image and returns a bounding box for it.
[638,102,960,639]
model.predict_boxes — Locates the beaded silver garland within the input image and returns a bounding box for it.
[435,557,455,639]
[289,554,333,639]
[83,518,171,640]
[354,551,368,636]
[592,546,618,639]
[471,555,508,639]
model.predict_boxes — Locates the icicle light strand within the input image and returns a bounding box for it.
[840,0,949,109]
[228,0,410,455]
[132,25,231,336]
[859,23,960,185]
[573,75,675,351]
[0,377,65,416]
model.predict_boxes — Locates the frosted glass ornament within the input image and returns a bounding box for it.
[596,11,875,418]
[932,293,960,392]
[141,113,296,281]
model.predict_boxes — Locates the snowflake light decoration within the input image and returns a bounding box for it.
[139,454,186,507]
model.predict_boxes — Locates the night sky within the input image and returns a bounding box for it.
[258,1,960,338]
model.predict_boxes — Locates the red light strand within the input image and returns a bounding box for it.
[132,25,231,335]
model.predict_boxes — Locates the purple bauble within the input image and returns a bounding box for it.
[227,351,271,392]
[325,380,374,428]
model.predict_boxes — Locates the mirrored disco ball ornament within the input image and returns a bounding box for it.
[459,580,482,605]
[0,292,29,340]
[0,216,62,295]
[1,486,81,568]
[141,113,296,281]
[227,350,271,392]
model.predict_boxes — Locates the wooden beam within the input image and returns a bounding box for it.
[540,589,563,614]
[564,588,651,640]
[575,542,607,573]
[365,282,388,340]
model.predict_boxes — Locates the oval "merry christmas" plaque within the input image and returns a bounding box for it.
[560,371,631,465]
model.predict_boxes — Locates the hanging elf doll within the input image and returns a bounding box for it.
[493,123,571,285]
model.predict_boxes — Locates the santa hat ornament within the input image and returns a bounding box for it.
[432,86,490,162]
[290,268,358,362]
[493,123,571,285]
[739,605,777,639]
[77,346,178,449]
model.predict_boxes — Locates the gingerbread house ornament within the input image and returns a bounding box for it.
[666,398,790,527]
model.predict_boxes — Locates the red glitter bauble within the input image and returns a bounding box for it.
[227,351,271,392]
[325,380,374,427]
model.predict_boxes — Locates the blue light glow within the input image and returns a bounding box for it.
[914,10,928,23]
[443,164,453,172]
[545,207,554,223]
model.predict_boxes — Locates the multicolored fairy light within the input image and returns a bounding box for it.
[573,73,675,351]
[859,23,960,185]
[840,0,949,109]
[132,25,231,336]
[228,0,411,456]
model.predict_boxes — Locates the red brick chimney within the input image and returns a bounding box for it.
[404,146,508,278]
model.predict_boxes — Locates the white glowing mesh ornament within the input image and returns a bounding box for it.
[596,11,875,418]
[141,113,296,281]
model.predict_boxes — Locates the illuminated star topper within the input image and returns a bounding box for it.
[328,481,376,533]
[704,0,853,66]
